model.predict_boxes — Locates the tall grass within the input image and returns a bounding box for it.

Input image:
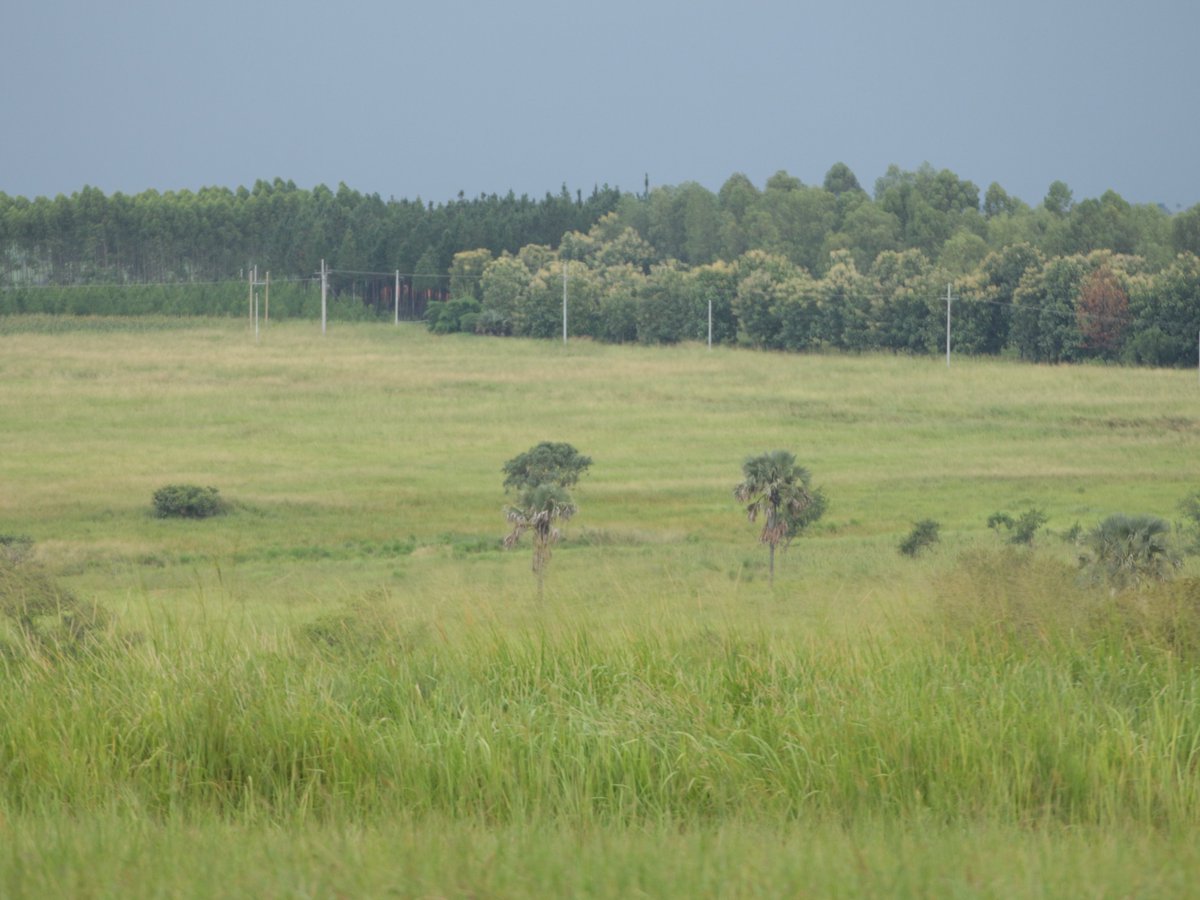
[3,602,1198,830]
[7,814,1198,898]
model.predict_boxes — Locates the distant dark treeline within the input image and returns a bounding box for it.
[0,179,622,287]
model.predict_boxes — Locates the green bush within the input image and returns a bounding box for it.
[1121,326,1176,367]
[426,298,482,334]
[988,507,1047,546]
[1179,490,1200,554]
[899,519,940,557]
[152,484,227,519]
[472,308,510,335]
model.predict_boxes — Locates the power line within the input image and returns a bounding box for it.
[0,275,313,290]
[326,268,460,279]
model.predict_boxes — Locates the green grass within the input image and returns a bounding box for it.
[2,318,1200,897]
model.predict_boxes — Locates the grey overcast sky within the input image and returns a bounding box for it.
[2,0,1197,209]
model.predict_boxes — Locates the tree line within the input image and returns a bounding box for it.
[440,228,1200,367]
[3,164,1200,365]
[0,179,621,287]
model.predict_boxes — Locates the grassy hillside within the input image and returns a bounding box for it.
[2,318,1199,897]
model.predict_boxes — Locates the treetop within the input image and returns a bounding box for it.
[502,442,592,493]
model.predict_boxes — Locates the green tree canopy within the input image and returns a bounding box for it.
[1043,181,1074,216]
[502,441,592,493]
[822,162,865,197]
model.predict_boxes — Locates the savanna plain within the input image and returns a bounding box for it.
[2,317,1200,898]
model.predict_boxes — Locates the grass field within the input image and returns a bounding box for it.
[2,317,1199,897]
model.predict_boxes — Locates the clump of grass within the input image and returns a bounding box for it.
[931,542,1200,663]
[298,590,428,660]
[0,557,112,660]
[0,534,35,566]
[1099,577,1200,660]
[929,545,1096,649]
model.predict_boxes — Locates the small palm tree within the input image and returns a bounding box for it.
[1083,514,1181,591]
[734,450,824,584]
[502,442,591,600]
[504,483,577,600]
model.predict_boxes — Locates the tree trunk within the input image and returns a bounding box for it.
[768,543,775,585]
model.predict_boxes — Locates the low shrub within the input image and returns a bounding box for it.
[426,298,482,334]
[898,519,940,557]
[987,507,1048,546]
[472,308,511,336]
[1179,490,1200,554]
[152,484,227,519]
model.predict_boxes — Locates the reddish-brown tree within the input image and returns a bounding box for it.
[1075,264,1129,356]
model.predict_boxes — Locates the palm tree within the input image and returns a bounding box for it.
[504,483,577,600]
[734,450,824,584]
[501,442,591,600]
[1083,514,1181,591]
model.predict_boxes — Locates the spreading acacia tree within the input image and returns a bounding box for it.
[734,450,825,584]
[502,442,592,599]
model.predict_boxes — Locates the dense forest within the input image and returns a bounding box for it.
[3,164,1199,365]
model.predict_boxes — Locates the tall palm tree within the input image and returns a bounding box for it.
[504,483,576,600]
[734,450,823,585]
